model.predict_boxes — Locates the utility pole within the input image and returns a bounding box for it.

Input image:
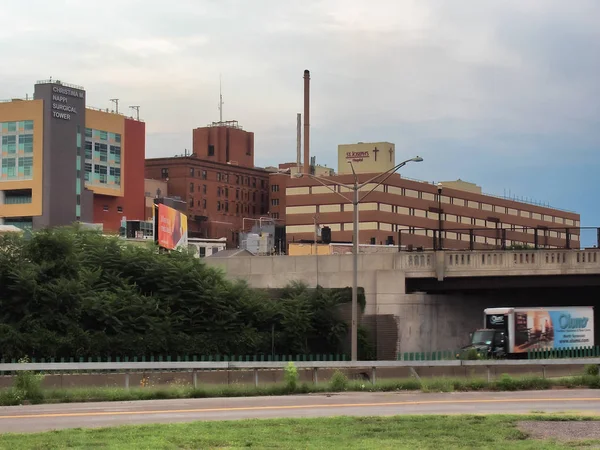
[129,106,140,120]
[110,99,119,114]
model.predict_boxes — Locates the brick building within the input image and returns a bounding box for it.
[145,122,269,247]
[282,174,580,250]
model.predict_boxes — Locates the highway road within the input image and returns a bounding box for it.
[0,389,599,433]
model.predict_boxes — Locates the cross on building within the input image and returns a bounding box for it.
[389,147,393,162]
[373,147,379,161]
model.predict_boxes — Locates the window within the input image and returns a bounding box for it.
[217,172,221,181]
[217,187,221,197]
[208,144,215,156]
[271,185,280,192]
[271,213,279,219]
[84,163,92,181]
[85,142,93,159]
[190,168,195,177]
[103,205,109,212]
[19,134,33,153]
[203,199,207,209]
[19,157,33,177]
[224,173,229,183]
[2,136,16,153]
[161,168,169,179]
[109,167,121,184]
[85,128,92,138]
[225,201,229,212]
[24,120,34,131]
[95,164,108,183]
[2,158,16,177]
[252,192,256,202]
[252,177,256,188]
[202,170,207,180]
[99,130,108,140]
[7,122,16,132]
[252,206,256,215]
[109,146,121,164]
[199,247,206,257]
[261,180,265,189]
[203,184,207,194]
[95,143,108,162]
[117,206,123,213]
[190,182,194,193]
[271,199,279,206]
[236,203,239,214]
[115,134,121,144]
[236,189,240,199]
[189,197,194,208]
[236,175,240,184]
[225,187,229,197]
[217,201,221,211]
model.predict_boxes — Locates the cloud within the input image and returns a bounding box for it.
[0,0,598,225]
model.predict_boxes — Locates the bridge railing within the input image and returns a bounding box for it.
[397,225,600,252]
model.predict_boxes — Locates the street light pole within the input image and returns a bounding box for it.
[437,183,443,250]
[294,156,423,361]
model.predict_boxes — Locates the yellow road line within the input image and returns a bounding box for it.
[1,397,600,420]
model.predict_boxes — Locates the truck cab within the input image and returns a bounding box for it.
[461,328,507,358]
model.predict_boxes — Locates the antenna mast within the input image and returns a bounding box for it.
[218,74,224,123]
[129,106,140,120]
[110,98,119,114]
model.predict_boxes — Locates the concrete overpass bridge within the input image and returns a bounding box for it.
[206,249,600,359]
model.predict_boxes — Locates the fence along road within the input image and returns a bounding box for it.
[1,359,598,388]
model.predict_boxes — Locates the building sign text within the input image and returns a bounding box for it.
[51,85,84,121]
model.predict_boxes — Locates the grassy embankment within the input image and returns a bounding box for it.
[1,369,599,406]
[0,415,599,449]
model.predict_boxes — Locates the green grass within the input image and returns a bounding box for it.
[0,375,598,406]
[0,415,598,449]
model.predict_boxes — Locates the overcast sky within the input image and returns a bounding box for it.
[1,0,599,235]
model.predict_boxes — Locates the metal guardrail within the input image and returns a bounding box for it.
[1,358,598,372]
[1,359,598,388]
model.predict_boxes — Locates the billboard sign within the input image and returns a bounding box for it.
[512,307,594,353]
[157,204,188,250]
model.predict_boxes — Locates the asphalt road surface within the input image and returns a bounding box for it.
[0,390,599,433]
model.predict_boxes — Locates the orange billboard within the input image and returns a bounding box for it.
[157,204,188,250]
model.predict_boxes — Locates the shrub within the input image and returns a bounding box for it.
[461,348,481,361]
[13,357,45,403]
[584,364,599,377]
[284,362,299,392]
[329,370,349,392]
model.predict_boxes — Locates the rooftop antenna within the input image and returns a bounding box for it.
[129,105,140,120]
[218,74,224,123]
[110,99,119,114]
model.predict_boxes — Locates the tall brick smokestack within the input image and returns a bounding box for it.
[303,69,310,174]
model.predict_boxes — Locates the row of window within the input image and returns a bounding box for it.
[84,142,121,164]
[161,167,268,190]
[85,128,121,143]
[286,185,575,225]
[1,156,33,179]
[1,134,33,153]
[84,163,121,185]
[102,205,124,213]
[188,183,267,203]
[286,223,581,242]
[0,121,34,133]
[188,197,267,216]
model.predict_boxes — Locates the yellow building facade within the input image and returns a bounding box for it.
[337,142,395,174]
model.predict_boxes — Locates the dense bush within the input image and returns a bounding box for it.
[0,228,361,359]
